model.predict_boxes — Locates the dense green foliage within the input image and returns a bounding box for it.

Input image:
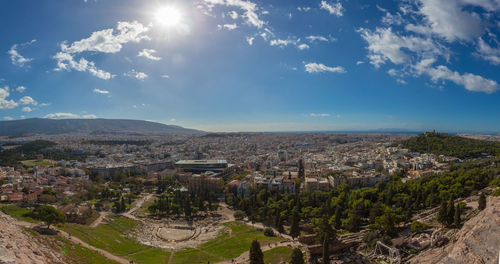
[0,140,86,167]
[396,132,500,158]
[148,187,219,218]
[227,158,500,240]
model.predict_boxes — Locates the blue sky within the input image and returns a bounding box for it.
[1,0,500,132]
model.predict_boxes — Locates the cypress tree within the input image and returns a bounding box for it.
[290,248,304,264]
[453,203,461,227]
[437,200,448,225]
[446,199,455,226]
[322,235,329,264]
[478,193,486,211]
[249,240,264,264]
[290,208,300,239]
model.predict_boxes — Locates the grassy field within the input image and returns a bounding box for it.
[1,204,39,223]
[21,160,53,167]
[60,215,170,264]
[24,227,118,264]
[171,221,283,264]
[263,246,293,264]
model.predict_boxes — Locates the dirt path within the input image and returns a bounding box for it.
[89,211,109,228]
[12,219,129,264]
[122,193,154,222]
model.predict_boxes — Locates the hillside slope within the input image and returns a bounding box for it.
[410,195,500,264]
[396,132,500,158]
[0,118,202,136]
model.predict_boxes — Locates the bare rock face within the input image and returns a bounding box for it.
[0,212,63,264]
[411,196,500,264]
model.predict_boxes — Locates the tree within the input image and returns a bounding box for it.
[322,234,329,264]
[249,240,264,264]
[374,208,397,236]
[478,193,486,211]
[454,203,461,227]
[290,248,304,264]
[437,200,448,225]
[446,199,455,226]
[33,205,66,229]
[290,208,300,239]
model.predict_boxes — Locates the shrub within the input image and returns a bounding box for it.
[234,210,246,220]
[410,221,430,233]
[263,227,275,237]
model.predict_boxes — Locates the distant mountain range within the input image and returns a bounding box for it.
[0,118,202,136]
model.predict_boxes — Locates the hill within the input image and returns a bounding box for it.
[396,132,500,158]
[0,118,202,136]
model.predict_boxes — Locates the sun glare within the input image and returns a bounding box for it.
[155,6,182,27]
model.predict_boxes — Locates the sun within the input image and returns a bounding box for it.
[155,6,182,27]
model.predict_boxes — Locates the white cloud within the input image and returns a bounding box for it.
[229,11,239,19]
[246,36,255,45]
[4,116,13,121]
[304,62,346,73]
[218,23,238,30]
[18,96,37,105]
[306,35,329,43]
[22,106,32,112]
[161,74,170,79]
[0,86,18,109]
[20,115,25,119]
[356,61,365,65]
[320,1,343,17]
[93,88,109,94]
[358,27,447,68]
[414,58,499,93]
[53,52,114,80]
[298,44,310,50]
[39,103,50,107]
[53,21,149,79]
[124,69,148,80]
[270,38,298,48]
[297,7,311,12]
[409,0,483,42]
[138,49,161,61]
[309,113,330,117]
[8,40,36,67]
[476,37,500,65]
[203,0,265,28]
[44,113,97,119]
[16,86,26,92]
[169,118,177,122]
[62,21,149,54]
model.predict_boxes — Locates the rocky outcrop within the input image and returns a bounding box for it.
[411,196,500,264]
[0,212,63,264]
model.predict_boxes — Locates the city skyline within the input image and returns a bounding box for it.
[1,0,500,132]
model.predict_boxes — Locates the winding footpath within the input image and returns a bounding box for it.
[11,216,129,264]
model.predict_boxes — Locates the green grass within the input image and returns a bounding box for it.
[60,215,170,264]
[21,160,53,167]
[1,204,39,223]
[170,248,223,264]
[263,246,293,264]
[172,222,282,264]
